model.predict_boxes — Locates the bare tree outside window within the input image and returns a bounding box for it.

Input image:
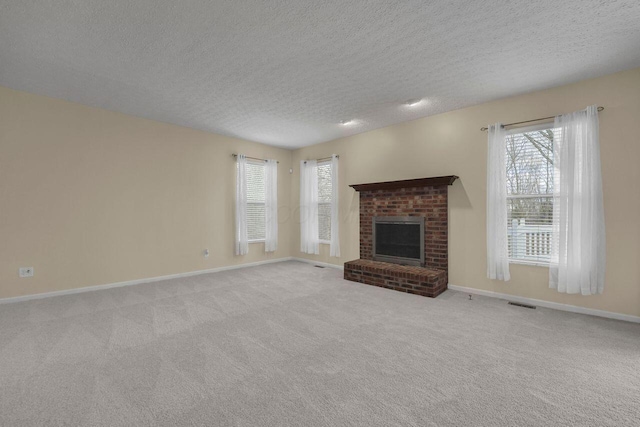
[505,127,558,263]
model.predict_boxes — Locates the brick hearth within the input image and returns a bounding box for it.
[344,176,457,298]
[344,259,447,297]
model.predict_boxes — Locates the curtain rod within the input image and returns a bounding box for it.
[480,106,604,132]
[231,154,279,163]
[304,155,339,164]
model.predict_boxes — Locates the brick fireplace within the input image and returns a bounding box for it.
[344,176,458,298]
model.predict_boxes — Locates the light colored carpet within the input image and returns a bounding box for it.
[0,261,638,426]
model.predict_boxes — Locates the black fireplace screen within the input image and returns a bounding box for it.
[373,217,424,266]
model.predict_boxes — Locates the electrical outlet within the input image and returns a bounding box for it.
[203,249,209,258]
[19,267,34,277]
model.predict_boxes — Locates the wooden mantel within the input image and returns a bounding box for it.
[349,176,458,192]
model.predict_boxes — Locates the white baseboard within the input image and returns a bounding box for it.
[291,257,344,270]
[448,284,640,324]
[0,257,294,305]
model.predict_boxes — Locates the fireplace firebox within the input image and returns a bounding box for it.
[373,216,425,267]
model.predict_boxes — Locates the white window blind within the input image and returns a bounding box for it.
[246,161,266,241]
[506,124,559,264]
[317,161,332,242]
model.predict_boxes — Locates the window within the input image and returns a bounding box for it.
[506,124,559,264]
[317,161,332,242]
[300,155,339,256]
[246,161,265,241]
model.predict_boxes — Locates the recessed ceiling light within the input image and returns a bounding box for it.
[340,119,356,126]
[404,99,424,107]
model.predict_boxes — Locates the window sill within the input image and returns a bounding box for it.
[319,240,331,245]
[509,259,549,268]
[248,239,265,243]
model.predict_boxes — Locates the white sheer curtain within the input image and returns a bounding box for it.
[550,105,605,295]
[486,123,510,281]
[264,159,278,252]
[329,154,340,257]
[235,154,249,255]
[300,160,319,255]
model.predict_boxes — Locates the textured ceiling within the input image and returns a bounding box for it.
[2,1,640,148]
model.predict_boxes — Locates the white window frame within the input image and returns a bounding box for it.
[246,159,266,243]
[506,123,555,267]
[317,160,332,245]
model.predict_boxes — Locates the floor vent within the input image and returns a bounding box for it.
[314,265,325,268]
[508,301,536,309]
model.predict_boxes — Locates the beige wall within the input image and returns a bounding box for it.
[291,68,640,317]
[0,86,292,299]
